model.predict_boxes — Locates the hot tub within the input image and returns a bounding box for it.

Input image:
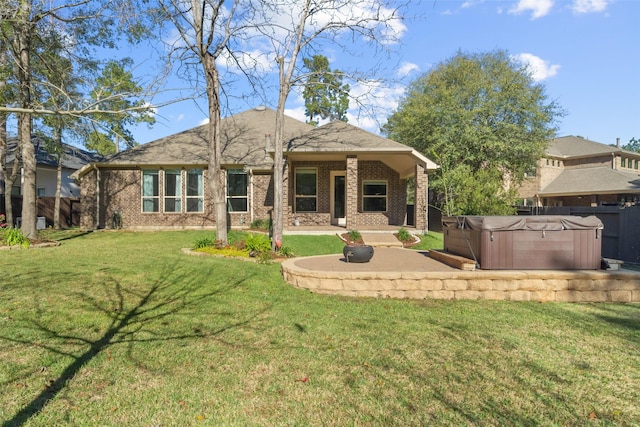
[442,215,603,270]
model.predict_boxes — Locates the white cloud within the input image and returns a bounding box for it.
[572,0,608,14]
[199,117,209,126]
[513,53,560,81]
[509,0,554,19]
[397,62,419,78]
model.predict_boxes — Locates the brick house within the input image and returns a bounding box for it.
[73,107,438,232]
[518,135,640,207]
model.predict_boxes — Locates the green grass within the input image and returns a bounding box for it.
[1,230,639,425]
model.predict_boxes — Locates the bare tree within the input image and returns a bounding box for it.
[157,0,266,245]
[254,0,407,249]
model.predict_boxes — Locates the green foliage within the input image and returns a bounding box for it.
[347,230,361,241]
[3,227,30,248]
[250,218,271,231]
[623,137,640,153]
[302,55,350,125]
[396,227,412,242]
[278,246,294,258]
[193,236,217,249]
[384,49,564,216]
[245,233,271,255]
[194,246,249,258]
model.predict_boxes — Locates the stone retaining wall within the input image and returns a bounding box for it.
[281,259,640,302]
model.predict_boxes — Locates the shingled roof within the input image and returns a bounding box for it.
[5,137,103,170]
[547,135,622,158]
[101,107,313,170]
[540,167,640,196]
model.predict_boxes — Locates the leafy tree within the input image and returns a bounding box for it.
[86,59,155,154]
[302,55,349,126]
[384,49,564,216]
[623,137,640,153]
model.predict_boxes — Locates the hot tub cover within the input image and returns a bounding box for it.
[442,215,603,232]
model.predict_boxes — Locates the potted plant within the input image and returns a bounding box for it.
[342,230,374,263]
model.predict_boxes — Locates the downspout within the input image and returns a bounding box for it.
[93,164,100,230]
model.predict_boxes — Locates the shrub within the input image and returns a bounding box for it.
[397,227,412,242]
[348,230,361,241]
[4,228,30,248]
[245,233,271,256]
[250,218,271,231]
[278,246,294,258]
[193,236,217,249]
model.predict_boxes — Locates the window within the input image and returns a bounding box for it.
[227,170,248,212]
[37,188,46,197]
[186,169,204,212]
[363,180,387,212]
[142,170,159,212]
[622,158,627,168]
[295,168,317,212]
[164,169,182,212]
[636,159,639,170]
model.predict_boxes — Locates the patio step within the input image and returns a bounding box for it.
[360,233,403,248]
[429,250,477,271]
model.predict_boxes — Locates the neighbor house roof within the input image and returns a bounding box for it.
[546,135,640,160]
[539,167,640,196]
[5,137,103,170]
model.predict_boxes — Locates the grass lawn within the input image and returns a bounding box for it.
[1,230,639,426]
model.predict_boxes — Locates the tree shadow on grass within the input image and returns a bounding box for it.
[1,263,263,427]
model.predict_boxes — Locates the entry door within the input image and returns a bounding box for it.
[330,171,346,226]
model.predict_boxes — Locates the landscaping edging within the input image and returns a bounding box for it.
[281,257,640,302]
[0,241,60,250]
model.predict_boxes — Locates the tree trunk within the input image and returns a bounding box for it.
[17,24,37,238]
[272,58,288,250]
[203,53,227,244]
[54,127,62,229]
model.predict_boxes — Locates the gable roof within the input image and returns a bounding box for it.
[5,137,103,170]
[547,135,640,159]
[74,107,438,179]
[540,166,640,196]
[98,106,313,170]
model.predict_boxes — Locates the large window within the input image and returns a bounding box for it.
[142,169,203,213]
[362,180,387,212]
[295,168,317,212]
[186,169,204,212]
[164,169,182,212]
[142,170,159,212]
[227,170,248,212]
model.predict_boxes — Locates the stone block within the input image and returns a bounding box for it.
[404,290,430,299]
[609,291,631,303]
[517,279,547,291]
[508,291,531,301]
[529,290,555,302]
[468,280,495,291]
[454,290,482,300]
[443,279,468,291]
[480,290,508,301]
[490,280,520,291]
[316,278,344,291]
[426,290,455,300]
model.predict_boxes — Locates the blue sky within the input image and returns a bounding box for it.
[131,0,638,148]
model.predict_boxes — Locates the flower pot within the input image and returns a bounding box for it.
[343,245,374,263]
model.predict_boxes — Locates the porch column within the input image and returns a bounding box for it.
[282,160,290,227]
[414,163,428,232]
[346,155,358,229]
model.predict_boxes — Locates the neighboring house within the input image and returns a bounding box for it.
[1,136,102,227]
[73,107,438,232]
[518,135,640,207]
[1,136,102,198]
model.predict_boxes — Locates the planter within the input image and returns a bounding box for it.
[343,245,374,263]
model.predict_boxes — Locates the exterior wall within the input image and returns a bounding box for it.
[564,155,612,169]
[251,172,273,224]
[288,158,407,228]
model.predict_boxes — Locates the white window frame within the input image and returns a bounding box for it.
[362,180,387,212]
[164,169,182,213]
[186,169,204,213]
[142,169,160,213]
[295,167,318,213]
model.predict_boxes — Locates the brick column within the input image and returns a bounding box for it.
[346,156,358,229]
[80,168,98,231]
[414,163,428,232]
